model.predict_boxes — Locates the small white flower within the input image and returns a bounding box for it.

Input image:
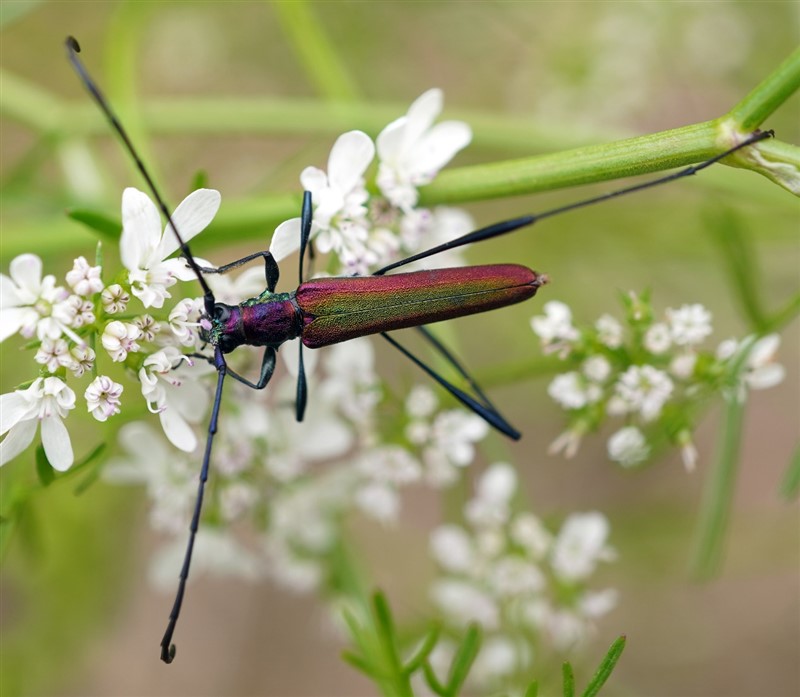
[377,88,472,211]
[354,481,400,523]
[548,372,601,410]
[101,321,142,362]
[614,365,674,421]
[677,430,698,472]
[34,338,76,373]
[743,334,785,390]
[644,322,672,354]
[169,297,204,347]
[357,446,421,485]
[60,295,95,328]
[270,131,375,263]
[531,301,579,352]
[139,347,209,452]
[669,352,697,379]
[510,513,552,558]
[65,256,103,296]
[101,284,129,314]
[0,253,72,341]
[595,313,623,349]
[121,187,220,308]
[466,463,517,528]
[667,303,713,346]
[430,524,474,573]
[471,636,518,683]
[583,355,612,383]
[70,345,95,377]
[406,384,438,419]
[0,377,76,470]
[431,579,499,629]
[84,376,124,422]
[607,426,649,467]
[488,556,546,597]
[550,512,615,582]
[133,314,160,342]
[579,588,619,618]
[428,410,489,467]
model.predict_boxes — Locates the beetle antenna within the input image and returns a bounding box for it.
[160,346,227,664]
[65,36,216,315]
[374,129,774,276]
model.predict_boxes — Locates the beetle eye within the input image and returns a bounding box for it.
[213,304,231,323]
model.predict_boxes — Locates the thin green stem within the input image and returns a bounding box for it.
[729,46,800,131]
[273,0,361,101]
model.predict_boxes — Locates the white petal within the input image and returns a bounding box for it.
[159,407,197,452]
[0,418,38,465]
[161,257,201,283]
[403,89,443,150]
[9,254,43,301]
[327,131,375,194]
[0,307,29,342]
[299,167,329,197]
[121,188,163,271]
[376,117,407,163]
[158,189,221,261]
[747,364,786,390]
[748,334,780,368]
[0,273,23,308]
[0,391,38,434]
[41,416,74,471]
[269,218,302,262]
[409,121,472,176]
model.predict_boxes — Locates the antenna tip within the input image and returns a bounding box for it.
[65,36,81,53]
[161,643,176,664]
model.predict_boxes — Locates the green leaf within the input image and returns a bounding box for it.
[562,661,576,697]
[422,660,448,697]
[190,170,209,192]
[35,446,55,487]
[525,681,539,697]
[403,624,440,676]
[581,636,627,697]
[779,444,800,500]
[66,208,121,241]
[445,623,482,696]
[341,650,374,679]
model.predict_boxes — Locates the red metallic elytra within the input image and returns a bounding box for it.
[297,264,547,348]
[210,264,547,352]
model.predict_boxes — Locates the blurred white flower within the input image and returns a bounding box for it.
[550,512,615,582]
[595,313,623,348]
[531,301,579,353]
[0,377,75,470]
[607,426,649,467]
[430,524,475,573]
[431,579,499,629]
[614,364,674,421]
[743,334,785,390]
[644,322,672,354]
[582,355,611,383]
[354,481,400,523]
[548,372,602,410]
[667,303,712,346]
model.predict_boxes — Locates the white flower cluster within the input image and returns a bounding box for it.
[428,464,617,689]
[1,189,220,469]
[269,88,473,275]
[531,294,785,470]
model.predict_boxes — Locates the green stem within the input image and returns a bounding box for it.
[273,0,361,101]
[728,46,800,131]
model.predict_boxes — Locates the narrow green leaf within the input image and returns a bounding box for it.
[403,624,441,676]
[581,636,627,697]
[779,444,800,500]
[66,208,121,240]
[35,445,55,487]
[562,661,576,697]
[445,624,482,696]
[341,650,375,678]
[422,660,449,697]
[525,681,539,697]
[765,291,800,333]
[190,169,209,192]
[705,209,767,331]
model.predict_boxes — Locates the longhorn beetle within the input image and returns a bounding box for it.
[65,37,772,663]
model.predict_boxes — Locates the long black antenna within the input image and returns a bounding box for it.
[374,129,773,276]
[65,36,216,316]
[66,36,225,664]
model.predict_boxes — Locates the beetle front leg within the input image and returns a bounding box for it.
[195,251,280,292]
[225,346,277,389]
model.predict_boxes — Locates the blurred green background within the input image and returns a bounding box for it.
[1,2,798,696]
